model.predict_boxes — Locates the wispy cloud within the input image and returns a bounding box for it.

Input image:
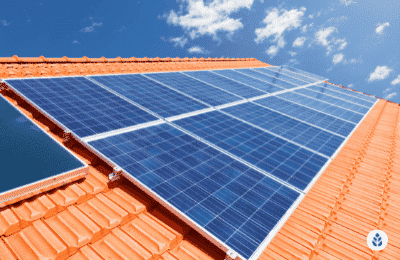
[340,0,356,6]
[288,51,297,57]
[336,38,347,50]
[333,53,344,64]
[293,37,307,47]
[1,20,10,26]
[170,36,188,48]
[315,27,337,46]
[81,21,103,33]
[384,92,397,100]
[187,46,208,54]
[72,40,79,44]
[255,7,306,57]
[348,84,354,88]
[376,22,389,34]
[391,75,400,86]
[368,65,392,82]
[165,0,254,40]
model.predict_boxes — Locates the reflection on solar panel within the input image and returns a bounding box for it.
[313,83,375,106]
[183,71,266,99]
[255,96,356,137]
[325,84,377,102]
[145,72,242,106]
[5,77,158,137]
[89,74,208,118]
[266,66,317,83]
[277,65,327,82]
[173,110,328,190]
[278,91,364,123]
[295,88,370,114]
[221,103,344,157]
[0,94,85,204]
[213,69,284,93]
[252,67,310,86]
[235,69,299,89]
[88,123,301,259]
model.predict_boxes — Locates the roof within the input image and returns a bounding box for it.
[0,56,395,260]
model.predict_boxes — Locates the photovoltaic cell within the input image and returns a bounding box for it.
[90,74,208,118]
[281,65,327,82]
[235,69,299,89]
[213,69,284,93]
[266,66,318,83]
[255,96,356,137]
[173,111,328,190]
[278,91,364,123]
[295,88,370,114]
[88,123,301,259]
[5,77,158,137]
[145,72,242,106]
[182,71,266,99]
[326,84,376,102]
[313,83,375,106]
[222,103,344,157]
[252,67,311,86]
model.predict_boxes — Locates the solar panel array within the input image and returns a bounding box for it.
[5,66,377,259]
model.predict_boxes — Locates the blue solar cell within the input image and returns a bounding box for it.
[221,103,344,157]
[212,69,284,93]
[90,74,208,118]
[311,83,375,107]
[324,84,377,102]
[255,96,356,137]
[144,72,242,106]
[6,78,158,138]
[235,69,298,89]
[278,91,364,123]
[276,65,327,82]
[253,67,311,86]
[174,111,328,189]
[295,88,370,114]
[89,123,300,259]
[183,71,266,98]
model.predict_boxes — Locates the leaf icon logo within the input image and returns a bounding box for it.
[372,233,383,247]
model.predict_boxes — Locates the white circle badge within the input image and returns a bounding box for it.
[367,230,388,251]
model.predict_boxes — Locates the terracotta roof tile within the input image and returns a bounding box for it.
[68,246,103,260]
[0,238,17,260]
[0,207,20,237]
[47,183,87,213]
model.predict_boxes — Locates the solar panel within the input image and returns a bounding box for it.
[331,85,377,102]
[88,123,301,259]
[213,69,284,93]
[89,74,208,118]
[144,72,242,106]
[173,110,328,190]
[221,103,344,157]
[0,94,86,205]
[280,65,327,82]
[278,91,364,123]
[309,84,374,108]
[252,67,311,86]
[235,69,299,89]
[182,71,267,99]
[5,77,158,138]
[255,96,356,137]
[265,66,318,83]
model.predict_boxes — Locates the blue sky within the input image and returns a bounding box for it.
[1,0,399,102]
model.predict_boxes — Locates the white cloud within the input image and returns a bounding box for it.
[170,36,188,48]
[368,65,393,82]
[1,20,10,26]
[337,39,347,50]
[333,53,344,64]
[187,46,208,53]
[340,0,356,6]
[348,84,354,88]
[384,92,397,100]
[288,51,297,56]
[391,75,400,86]
[315,27,337,46]
[81,21,103,33]
[376,22,390,34]
[293,36,307,47]
[166,0,254,40]
[72,40,79,44]
[308,14,314,19]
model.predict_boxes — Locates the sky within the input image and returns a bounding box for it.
[0,0,399,103]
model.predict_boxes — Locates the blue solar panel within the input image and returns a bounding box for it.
[266,66,318,83]
[252,68,311,86]
[325,84,376,102]
[235,69,299,89]
[88,123,301,259]
[90,74,208,118]
[312,83,375,107]
[174,111,328,190]
[213,69,284,93]
[279,65,327,82]
[5,77,158,137]
[295,88,370,114]
[182,71,266,99]
[278,91,364,123]
[255,96,356,137]
[221,103,344,157]
[145,72,242,106]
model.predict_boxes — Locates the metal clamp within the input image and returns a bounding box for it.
[226,249,238,259]
[109,166,122,181]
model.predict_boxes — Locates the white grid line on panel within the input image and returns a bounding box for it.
[262,66,319,84]
[319,83,376,104]
[250,67,312,87]
[215,99,249,110]
[165,107,216,122]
